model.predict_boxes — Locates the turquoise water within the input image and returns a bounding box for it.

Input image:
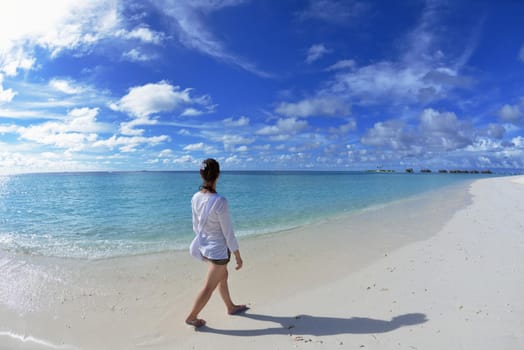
[0,171,487,259]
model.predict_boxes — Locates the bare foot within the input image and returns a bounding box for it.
[228,304,249,315]
[185,318,206,328]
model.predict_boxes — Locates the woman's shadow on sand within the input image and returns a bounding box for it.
[200,312,428,337]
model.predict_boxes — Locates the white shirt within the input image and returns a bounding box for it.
[191,191,239,260]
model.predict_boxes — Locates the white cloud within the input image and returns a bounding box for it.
[173,154,196,164]
[306,44,331,64]
[325,58,474,106]
[119,116,157,136]
[116,27,164,44]
[325,59,356,71]
[16,107,112,151]
[465,138,504,152]
[512,136,524,148]
[481,123,506,139]
[111,81,213,134]
[0,150,92,174]
[0,77,110,121]
[0,53,35,77]
[332,63,429,104]
[361,120,409,150]
[206,133,255,152]
[122,49,156,62]
[225,154,241,164]
[93,134,169,153]
[0,124,19,134]
[183,142,218,154]
[256,117,308,141]
[519,44,524,62]
[111,81,189,118]
[0,74,17,103]
[218,134,255,145]
[461,141,524,169]
[223,116,249,127]
[49,78,84,94]
[158,149,173,157]
[183,142,205,151]
[276,96,350,118]
[181,108,205,117]
[361,108,475,153]
[111,81,212,118]
[66,107,111,133]
[0,0,121,75]
[419,108,460,132]
[152,0,272,78]
[295,1,477,109]
[178,129,191,136]
[498,103,523,124]
[329,119,357,134]
[419,109,472,150]
[19,125,95,152]
[235,145,248,152]
[0,108,62,120]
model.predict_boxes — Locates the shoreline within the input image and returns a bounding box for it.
[1,176,523,349]
[1,176,475,262]
[0,171,499,262]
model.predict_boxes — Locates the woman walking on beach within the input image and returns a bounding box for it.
[186,158,247,328]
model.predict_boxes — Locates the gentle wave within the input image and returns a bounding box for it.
[0,330,81,350]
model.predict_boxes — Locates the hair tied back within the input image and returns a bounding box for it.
[199,158,220,185]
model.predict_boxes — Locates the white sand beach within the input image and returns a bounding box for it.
[1,175,523,349]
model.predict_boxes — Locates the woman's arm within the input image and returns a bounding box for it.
[217,198,241,268]
[233,250,243,270]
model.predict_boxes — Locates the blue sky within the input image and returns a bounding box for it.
[1,0,524,173]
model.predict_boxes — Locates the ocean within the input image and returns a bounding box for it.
[0,171,489,259]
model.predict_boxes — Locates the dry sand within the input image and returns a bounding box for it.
[1,175,523,349]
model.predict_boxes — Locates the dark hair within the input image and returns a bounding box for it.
[199,158,220,192]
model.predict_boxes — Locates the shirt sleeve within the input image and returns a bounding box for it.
[191,195,198,234]
[217,197,240,253]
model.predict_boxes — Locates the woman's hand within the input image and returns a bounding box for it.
[233,250,243,270]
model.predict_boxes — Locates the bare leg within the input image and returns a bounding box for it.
[218,270,248,315]
[186,263,227,326]
[218,271,236,312]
